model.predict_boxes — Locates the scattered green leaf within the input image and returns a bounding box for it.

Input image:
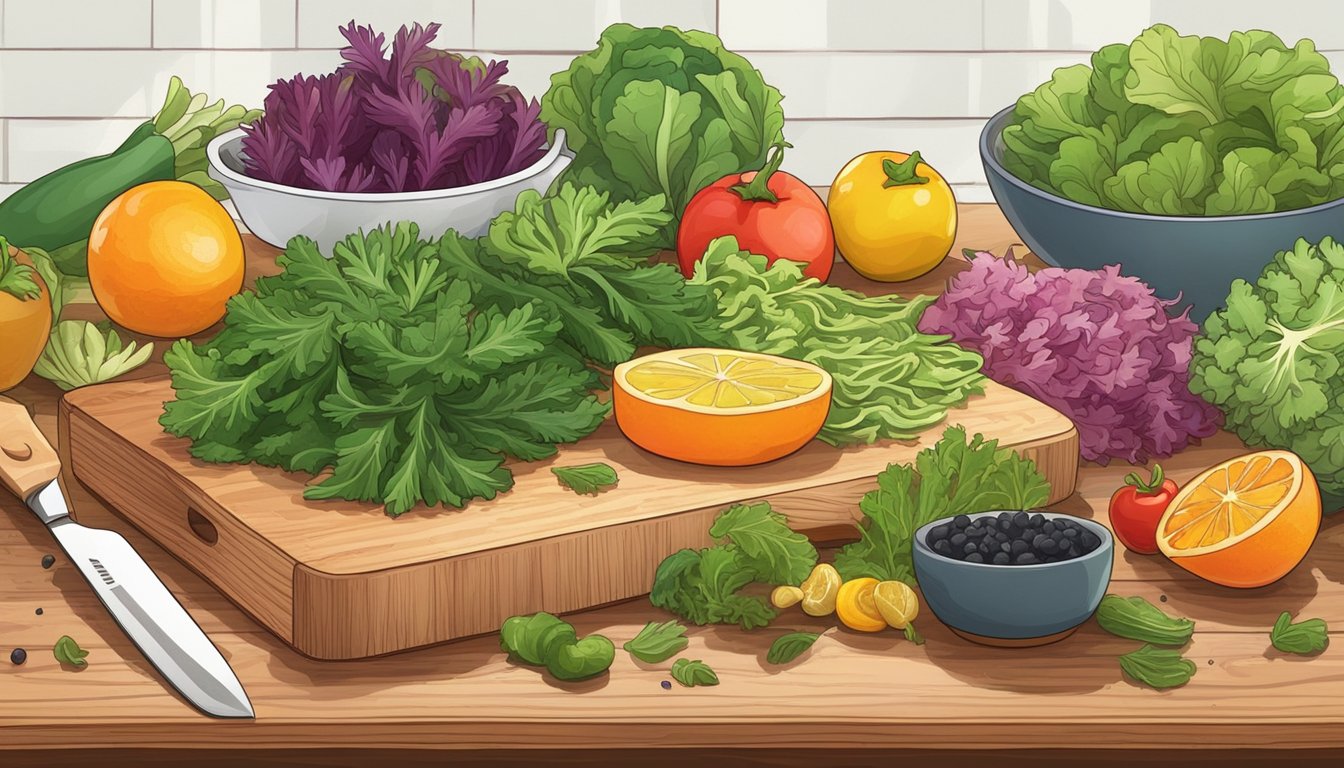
[1118,644,1196,689]
[670,658,719,687]
[903,624,924,645]
[1270,612,1330,655]
[551,462,619,496]
[1096,594,1195,646]
[53,635,89,668]
[623,620,689,664]
[766,632,821,665]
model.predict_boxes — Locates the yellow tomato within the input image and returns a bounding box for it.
[827,150,957,282]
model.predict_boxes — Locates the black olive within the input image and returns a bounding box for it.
[34,608,43,616]
[950,533,968,548]
[1012,511,1030,528]
[952,514,971,529]
[41,554,55,569]
[963,541,979,555]
[1011,539,1029,556]
[10,648,26,665]
[992,552,1011,565]
[1015,553,1040,565]
[965,552,985,563]
[929,524,952,541]
[933,539,953,556]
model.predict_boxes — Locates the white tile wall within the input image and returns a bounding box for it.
[296,0,472,49]
[1,0,1344,208]
[986,0,1344,51]
[476,0,715,51]
[719,0,984,50]
[153,0,298,49]
[6,118,147,181]
[3,0,152,48]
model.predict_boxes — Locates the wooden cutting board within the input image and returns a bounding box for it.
[59,376,1079,660]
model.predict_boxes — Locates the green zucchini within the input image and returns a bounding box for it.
[0,77,261,277]
[0,123,175,270]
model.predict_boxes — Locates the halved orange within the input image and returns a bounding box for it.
[612,348,832,466]
[1156,450,1321,588]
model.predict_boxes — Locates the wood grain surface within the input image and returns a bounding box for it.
[2,205,1340,763]
[53,211,1077,659]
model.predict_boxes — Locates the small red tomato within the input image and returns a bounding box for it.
[1108,464,1179,555]
[676,143,835,281]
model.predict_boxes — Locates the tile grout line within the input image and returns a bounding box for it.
[149,0,155,48]
[2,119,8,184]
[294,0,300,48]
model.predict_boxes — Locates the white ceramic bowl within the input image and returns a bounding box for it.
[206,128,574,251]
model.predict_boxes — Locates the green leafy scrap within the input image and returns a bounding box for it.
[650,503,818,629]
[833,427,1051,584]
[670,658,719,687]
[0,236,42,301]
[1118,644,1197,689]
[623,620,689,664]
[1270,612,1330,655]
[766,632,820,665]
[551,462,620,496]
[53,635,89,668]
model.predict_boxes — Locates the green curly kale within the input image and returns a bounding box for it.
[160,185,708,516]
[1190,236,1344,508]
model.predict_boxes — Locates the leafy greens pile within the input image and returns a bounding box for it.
[1190,236,1344,509]
[689,237,986,445]
[162,189,986,514]
[542,24,785,248]
[1001,24,1344,215]
[161,184,700,515]
[834,427,1051,584]
[651,503,817,629]
[243,22,547,193]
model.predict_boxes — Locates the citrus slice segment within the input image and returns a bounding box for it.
[1156,450,1321,588]
[873,580,920,629]
[613,348,832,466]
[836,578,886,632]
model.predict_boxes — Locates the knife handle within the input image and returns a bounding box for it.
[0,396,60,501]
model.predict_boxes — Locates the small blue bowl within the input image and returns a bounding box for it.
[913,511,1113,647]
[980,105,1344,322]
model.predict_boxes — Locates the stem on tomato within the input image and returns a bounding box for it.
[730,142,792,203]
[1123,463,1166,495]
[882,151,931,188]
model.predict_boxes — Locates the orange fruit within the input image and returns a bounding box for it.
[612,348,832,466]
[836,577,886,632]
[88,180,244,337]
[0,245,52,391]
[1157,450,1321,588]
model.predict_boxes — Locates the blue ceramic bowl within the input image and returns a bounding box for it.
[913,511,1113,646]
[980,106,1344,322]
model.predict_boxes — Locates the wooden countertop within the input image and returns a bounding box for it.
[2,205,1341,766]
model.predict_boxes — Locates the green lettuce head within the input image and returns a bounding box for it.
[542,24,786,248]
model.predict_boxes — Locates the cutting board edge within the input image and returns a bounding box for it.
[59,393,302,645]
[285,425,1079,659]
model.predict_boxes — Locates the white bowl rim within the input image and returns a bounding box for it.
[206,126,571,202]
[980,104,1344,223]
[913,509,1113,571]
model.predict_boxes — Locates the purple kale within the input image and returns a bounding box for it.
[240,21,548,193]
[919,250,1222,465]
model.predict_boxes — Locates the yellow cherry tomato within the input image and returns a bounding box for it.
[835,577,886,632]
[827,150,957,282]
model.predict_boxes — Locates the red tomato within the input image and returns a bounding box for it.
[1108,464,1180,555]
[676,144,835,282]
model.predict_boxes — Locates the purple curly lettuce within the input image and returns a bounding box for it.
[240,21,548,193]
[918,250,1222,465]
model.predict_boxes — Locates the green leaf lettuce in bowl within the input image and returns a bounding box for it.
[1000,24,1344,216]
[980,24,1344,321]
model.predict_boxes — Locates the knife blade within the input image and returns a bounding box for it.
[1,397,253,719]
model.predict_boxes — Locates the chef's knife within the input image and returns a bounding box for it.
[0,396,253,719]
